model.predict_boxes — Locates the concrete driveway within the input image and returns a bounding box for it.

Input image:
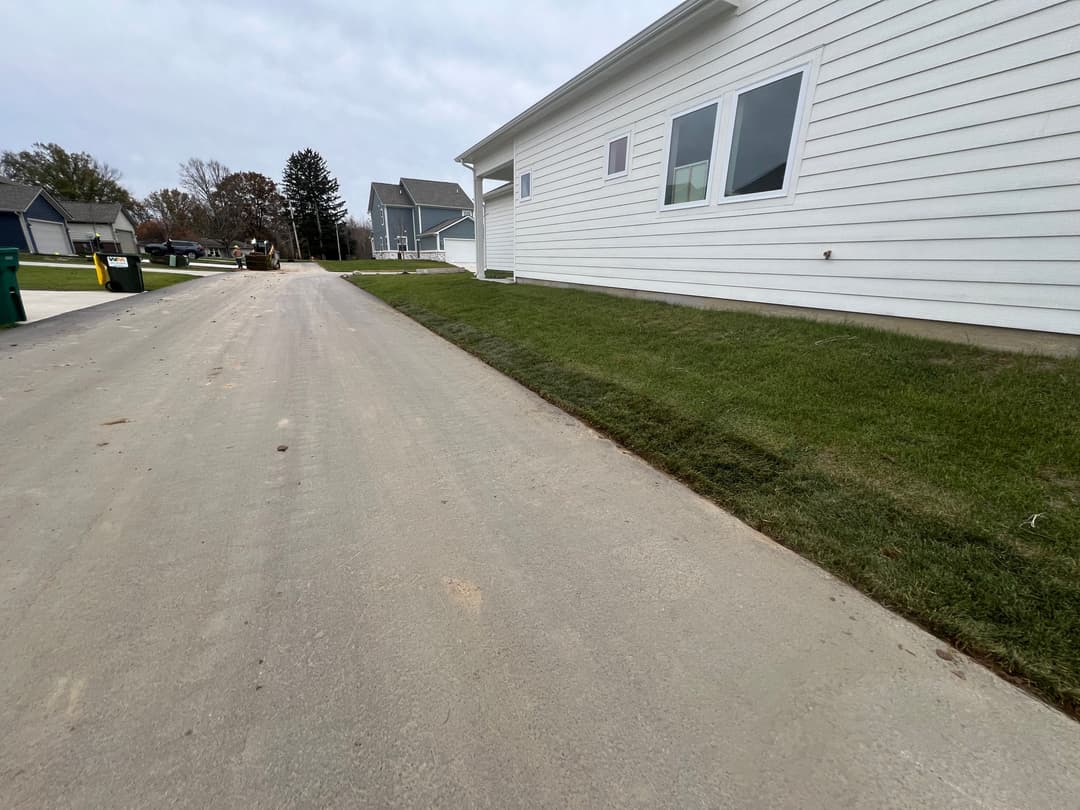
[1,266,1077,808]
[17,289,137,322]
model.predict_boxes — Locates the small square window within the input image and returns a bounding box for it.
[520,172,532,200]
[606,135,629,177]
[664,103,718,206]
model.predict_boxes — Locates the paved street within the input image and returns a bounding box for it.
[1,265,1077,808]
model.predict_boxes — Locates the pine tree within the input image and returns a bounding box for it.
[281,149,347,259]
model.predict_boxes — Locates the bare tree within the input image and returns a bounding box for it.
[141,188,201,238]
[347,216,373,259]
[178,158,231,206]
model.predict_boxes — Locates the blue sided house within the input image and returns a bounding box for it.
[368,178,475,269]
[0,178,74,255]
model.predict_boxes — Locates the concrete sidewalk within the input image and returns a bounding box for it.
[19,260,223,277]
[1,268,1077,808]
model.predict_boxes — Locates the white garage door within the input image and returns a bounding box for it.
[28,220,71,255]
[118,230,138,253]
[443,238,476,271]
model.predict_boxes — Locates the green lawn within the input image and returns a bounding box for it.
[318,258,456,273]
[348,273,1080,717]
[17,265,196,292]
[18,253,96,265]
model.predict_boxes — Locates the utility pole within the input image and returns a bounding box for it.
[286,199,302,259]
[334,219,342,261]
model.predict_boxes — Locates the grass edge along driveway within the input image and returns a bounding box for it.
[347,272,1080,718]
[318,258,456,273]
[16,264,196,292]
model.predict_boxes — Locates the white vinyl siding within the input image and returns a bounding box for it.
[501,0,1080,335]
[485,190,515,273]
[67,222,116,244]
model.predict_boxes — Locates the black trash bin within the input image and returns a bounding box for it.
[0,247,27,324]
[98,253,145,293]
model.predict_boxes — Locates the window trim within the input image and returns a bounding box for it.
[604,131,632,181]
[518,170,533,202]
[657,98,723,212]
[715,64,810,206]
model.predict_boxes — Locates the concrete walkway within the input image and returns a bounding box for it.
[19,260,224,277]
[1,266,1077,808]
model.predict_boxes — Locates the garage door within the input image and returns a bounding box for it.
[28,219,71,255]
[118,230,138,254]
[443,238,476,272]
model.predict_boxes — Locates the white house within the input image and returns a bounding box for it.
[61,201,139,254]
[458,0,1080,342]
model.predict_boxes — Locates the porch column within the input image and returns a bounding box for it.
[473,172,487,279]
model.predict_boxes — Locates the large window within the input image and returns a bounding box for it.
[664,103,718,206]
[723,71,805,198]
[606,134,629,178]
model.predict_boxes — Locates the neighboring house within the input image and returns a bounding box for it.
[61,201,138,254]
[197,238,227,258]
[0,178,74,255]
[457,0,1080,340]
[368,178,476,268]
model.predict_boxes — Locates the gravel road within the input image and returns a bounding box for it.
[1,266,1077,808]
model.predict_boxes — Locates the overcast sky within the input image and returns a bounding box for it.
[7,1,668,218]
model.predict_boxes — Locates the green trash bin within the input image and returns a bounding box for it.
[0,247,27,324]
[97,253,146,293]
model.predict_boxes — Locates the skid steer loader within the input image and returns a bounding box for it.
[245,240,281,271]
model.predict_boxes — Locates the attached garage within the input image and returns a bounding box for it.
[0,179,73,254]
[444,237,476,271]
[418,214,476,271]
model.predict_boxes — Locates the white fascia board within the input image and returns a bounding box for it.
[455,0,738,164]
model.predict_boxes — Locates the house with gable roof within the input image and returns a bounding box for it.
[367,178,475,268]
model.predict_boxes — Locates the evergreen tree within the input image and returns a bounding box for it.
[281,149,347,259]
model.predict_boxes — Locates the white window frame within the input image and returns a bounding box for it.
[604,131,632,181]
[519,170,532,202]
[716,64,811,206]
[657,99,723,212]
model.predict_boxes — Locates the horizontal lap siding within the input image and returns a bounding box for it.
[485,193,515,272]
[508,0,1080,334]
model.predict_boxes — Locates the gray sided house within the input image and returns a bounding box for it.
[368,178,474,254]
[0,178,74,255]
[61,200,138,254]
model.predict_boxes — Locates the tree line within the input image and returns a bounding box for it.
[1,142,373,260]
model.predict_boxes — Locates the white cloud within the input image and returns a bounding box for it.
[5,0,667,216]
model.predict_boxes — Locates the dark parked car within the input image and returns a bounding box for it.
[144,240,206,259]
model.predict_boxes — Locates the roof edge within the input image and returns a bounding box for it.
[456,0,737,164]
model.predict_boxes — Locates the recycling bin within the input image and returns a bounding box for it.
[96,253,146,293]
[0,247,27,324]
